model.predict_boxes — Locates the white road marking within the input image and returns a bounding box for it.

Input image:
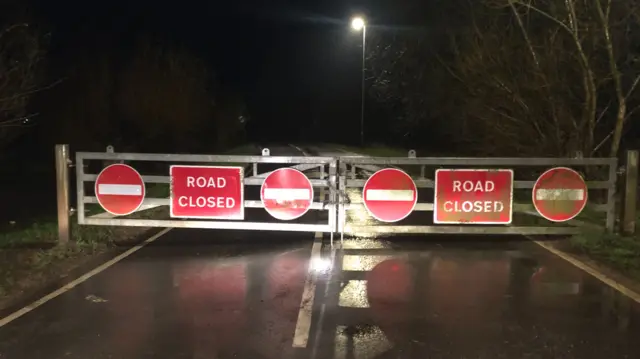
[338,280,369,308]
[263,188,311,201]
[288,144,311,156]
[0,228,172,328]
[535,188,584,201]
[97,184,142,196]
[365,189,414,201]
[292,232,323,348]
[292,188,325,348]
[530,238,640,304]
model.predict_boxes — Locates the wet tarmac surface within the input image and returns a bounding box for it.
[2,231,640,359]
[1,145,640,358]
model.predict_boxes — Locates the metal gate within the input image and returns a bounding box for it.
[338,155,617,236]
[58,145,622,239]
[74,148,338,233]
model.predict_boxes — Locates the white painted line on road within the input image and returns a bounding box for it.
[0,228,173,328]
[292,187,325,348]
[365,189,414,201]
[288,144,311,156]
[97,184,142,196]
[535,189,584,201]
[292,232,322,348]
[263,188,312,201]
[530,238,640,304]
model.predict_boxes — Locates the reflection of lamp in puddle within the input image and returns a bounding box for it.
[311,257,332,272]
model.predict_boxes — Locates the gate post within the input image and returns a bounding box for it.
[622,150,638,236]
[55,144,71,244]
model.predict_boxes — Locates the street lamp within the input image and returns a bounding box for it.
[351,16,366,145]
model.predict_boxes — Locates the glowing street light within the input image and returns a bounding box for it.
[351,16,366,145]
[351,17,365,31]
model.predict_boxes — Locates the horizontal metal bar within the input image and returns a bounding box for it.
[345,179,430,187]
[343,225,580,235]
[82,217,332,232]
[78,152,335,164]
[82,174,329,187]
[514,180,611,189]
[340,156,616,166]
[83,174,170,183]
[83,196,330,210]
[85,197,168,205]
[244,177,329,187]
[88,203,164,218]
[345,203,434,211]
[245,163,322,179]
[345,179,612,189]
[83,174,611,191]
[343,202,607,213]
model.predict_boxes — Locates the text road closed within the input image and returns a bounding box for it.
[170,165,244,219]
[434,169,513,224]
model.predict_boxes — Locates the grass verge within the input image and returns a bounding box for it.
[565,229,640,281]
[0,144,259,309]
[0,187,167,310]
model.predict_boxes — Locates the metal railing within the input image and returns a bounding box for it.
[53,144,636,243]
[338,155,618,236]
[74,149,338,233]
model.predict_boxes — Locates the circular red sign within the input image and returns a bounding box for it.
[363,168,417,222]
[95,164,145,216]
[260,168,314,221]
[532,167,588,222]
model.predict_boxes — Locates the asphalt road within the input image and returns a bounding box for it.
[1,144,640,359]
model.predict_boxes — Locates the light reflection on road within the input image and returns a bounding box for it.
[322,188,640,358]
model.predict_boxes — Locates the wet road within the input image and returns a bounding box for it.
[1,145,640,358]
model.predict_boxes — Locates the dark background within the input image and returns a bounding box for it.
[1,0,638,172]
[0,0,639,225]
[27,0,422,146]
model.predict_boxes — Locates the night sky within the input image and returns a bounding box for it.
[30,0,416,143]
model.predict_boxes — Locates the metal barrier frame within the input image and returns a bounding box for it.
[338,156,618,235]
[76,151,338,233]
[69,147,619,237]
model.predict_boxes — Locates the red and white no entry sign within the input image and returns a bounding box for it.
[95,164,145,216]
[532,167,588,222]
[434,169,513,224]
[261,168,314,221]
[363,168,417,223]
[170,165,244,219]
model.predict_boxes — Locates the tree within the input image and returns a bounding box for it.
[0,21,47,149]
[368,0,640,157]
[116,36,247,152]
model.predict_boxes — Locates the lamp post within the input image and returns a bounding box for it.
[351,16,366,145]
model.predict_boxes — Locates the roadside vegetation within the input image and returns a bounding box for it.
[568,225,640,281]
[0,184,168,308]
[0,144,257,309]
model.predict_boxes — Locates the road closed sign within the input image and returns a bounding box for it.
[434,169,513,224]
[170,165,244,219]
